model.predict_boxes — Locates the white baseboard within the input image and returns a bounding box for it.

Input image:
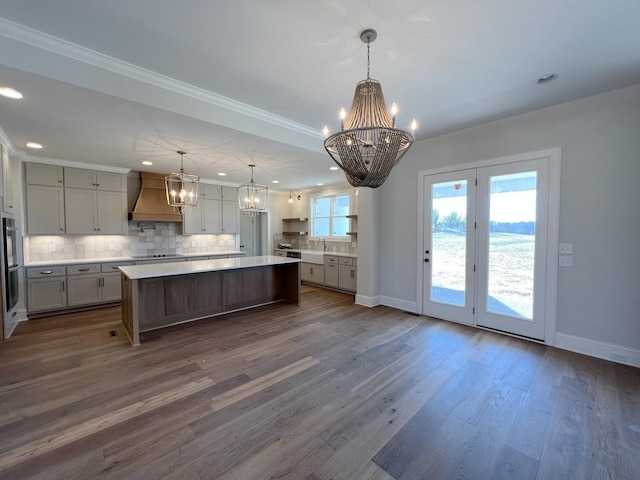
[379,296,418,313]
[555,333,640,368]
[355,294,380,307]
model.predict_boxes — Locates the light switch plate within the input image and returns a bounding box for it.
[559,243,573,254]
[558,255,573,267]
[49,244,56,252]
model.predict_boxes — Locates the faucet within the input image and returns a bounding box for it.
[320,238,326,251]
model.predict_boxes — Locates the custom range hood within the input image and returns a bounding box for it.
[129,172,183,222]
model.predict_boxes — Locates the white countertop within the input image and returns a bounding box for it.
[25,251,245,268]
[120,255,300,280]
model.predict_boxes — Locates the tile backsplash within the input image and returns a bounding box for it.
[24,221,238,263]
[273,234,357,255]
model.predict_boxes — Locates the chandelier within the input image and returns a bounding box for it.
[323,29,417,188]
[238,164,268,215]
[165,150,199,208]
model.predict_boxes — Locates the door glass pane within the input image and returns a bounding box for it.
[487,171,536,319]
[431,180,467,306]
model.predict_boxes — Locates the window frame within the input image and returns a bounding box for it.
[309,191,352,242]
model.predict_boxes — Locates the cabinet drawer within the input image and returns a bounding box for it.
[325,255,339,264]
[67,264,100,275]
[339,257,353,266]
[101,262,134,272]
[27,267,66,278]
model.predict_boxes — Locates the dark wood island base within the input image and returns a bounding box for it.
[120,256,301,345]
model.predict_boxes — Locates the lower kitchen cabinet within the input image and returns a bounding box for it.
[27,277,67,312]
[325,263,339,288]
[339,264,357,291]
[301,263,325,284]
[67,273,102,306]
[26,261,133,316]
[102,272,122,302]
[324,255,357,292]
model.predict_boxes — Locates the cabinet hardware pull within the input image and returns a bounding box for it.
[78,268,91,272]
[41,270,53,275]
[62,281,65,291]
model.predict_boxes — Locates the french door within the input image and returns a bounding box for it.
[422,157,551,340]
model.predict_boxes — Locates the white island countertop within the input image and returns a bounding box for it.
[120,255,301,280]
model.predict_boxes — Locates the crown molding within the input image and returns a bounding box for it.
[0,17,322,140]
[23,155,131,174]
[0,125,17,155]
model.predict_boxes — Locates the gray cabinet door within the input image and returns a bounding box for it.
[64,188,97,234]
[325,263,339,287]
[27,278,67,312]
[67,274,102,306]
[26,185,66,234]
[96,190,127,234]
[182,201,204,234]
[339,265,357,292]
[25,163,64,186]
[102,272,122,302]
[222,200,239,233]
[203,198,222,233]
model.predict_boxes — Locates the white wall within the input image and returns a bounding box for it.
[376,84,640,353]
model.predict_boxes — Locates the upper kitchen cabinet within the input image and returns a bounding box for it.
[65,189,127,235]
[64,167,127,234]
[25,163,64,187]
[221,186,239,234]
[182,183,222,234]
[26,184,65,234]
[2,147,17,215]
[64,167,126,192]
[24,162,128,235]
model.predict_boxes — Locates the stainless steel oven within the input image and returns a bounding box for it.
[3,217,18,311]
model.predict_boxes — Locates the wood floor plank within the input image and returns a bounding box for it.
[0,286,637,479]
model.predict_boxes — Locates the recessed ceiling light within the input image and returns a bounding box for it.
[329,166,339,171]
[217,172,226,176]
[272,180,279,184]
[537,73,558,84]
[0,87,23,99]
[26,142,43,149]
[317,183,324,186]
[142,160,153,166]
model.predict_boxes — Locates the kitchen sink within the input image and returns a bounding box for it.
[301,251,324,264]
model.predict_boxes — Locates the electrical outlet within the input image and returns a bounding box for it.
[109,243,115,250]
[558,255,572,267]
[49,244,56,252]
[559,243,573,254]
[228,239,235,245]
[191,241,196,247]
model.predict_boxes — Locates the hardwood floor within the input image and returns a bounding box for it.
[0,285,638,479]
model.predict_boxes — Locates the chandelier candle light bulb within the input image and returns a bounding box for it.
[323,29,416,188]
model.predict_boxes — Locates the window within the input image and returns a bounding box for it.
[311,193,350,239]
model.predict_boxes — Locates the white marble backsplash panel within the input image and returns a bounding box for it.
[273,234,357,255]
[25,222,238,262]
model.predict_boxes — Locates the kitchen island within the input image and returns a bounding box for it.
[120,255,301,346]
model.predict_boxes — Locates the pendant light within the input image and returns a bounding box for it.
[323,29,417,188]
[238,164,268,215]
[165,150,199,208]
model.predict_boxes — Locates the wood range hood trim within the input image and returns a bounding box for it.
[128,172,183,222]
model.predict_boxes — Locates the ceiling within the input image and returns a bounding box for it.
[0,0,639,190]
